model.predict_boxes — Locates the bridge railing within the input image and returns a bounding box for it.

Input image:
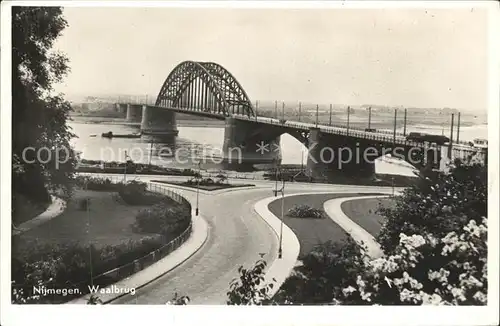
[233,113,464,150]
[234,113,413,145]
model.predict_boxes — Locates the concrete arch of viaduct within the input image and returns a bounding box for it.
[116,105,441,180]
[304,128,442,181]
[221,119,442,180]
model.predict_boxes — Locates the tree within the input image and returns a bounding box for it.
[340,217,487,305]
[273,238,369,305]
[226,256,276,305]
[12,7,77,213]
[228,159,488,305]
[376,160,487,254]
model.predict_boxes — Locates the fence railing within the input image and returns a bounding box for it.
[14,181,194,302]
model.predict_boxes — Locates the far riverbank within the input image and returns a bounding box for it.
[69,115,225,127]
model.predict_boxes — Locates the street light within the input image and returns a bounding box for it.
[123,150,129,183]
[148,140,154,169]
[274,159,279,197]
[278,177,285,259]
[195,161,201,216]
[84,179,94,289]
[272,162,285,259]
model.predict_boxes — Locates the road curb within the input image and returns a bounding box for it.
[148,181,260,196]
[13,195,66,235]
[253,196,301,297]
[67,212,209,304]
[323,195,390,258]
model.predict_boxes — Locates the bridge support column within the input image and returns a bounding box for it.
[222,117,281,165]
[115,103,127,117]
[140,105,178,136]
[425,148,441,170]
[126,104,143,123]
[306,127,375,182]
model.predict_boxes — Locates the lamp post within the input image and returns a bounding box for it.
[123,151,129,183]
[148,141,154,169]
[346,106,351,136]
[329,104,333,126]
[393,109,398,146]
[298,102,301,122]
[315,104,319,127]
[274,159,279,197]
[196,161,201,216]
[367,107,372,130]
[403,108,407,136]
[278,177,285,259]
[255,100,258,121]
[448,113,455,159]
[272,161,285,259]
[85,179,94,289]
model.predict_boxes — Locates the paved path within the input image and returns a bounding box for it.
[68,213,208,304]
[323,195,391,258]
[12,195,66,235]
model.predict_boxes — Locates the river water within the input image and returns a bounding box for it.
[69,121,487,177]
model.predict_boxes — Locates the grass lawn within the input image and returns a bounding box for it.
[13,189,161,253]
[268,193,383,258]
[152,180,255,191]
[340,197,396,237]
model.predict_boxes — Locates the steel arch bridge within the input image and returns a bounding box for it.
[155,61,254,117]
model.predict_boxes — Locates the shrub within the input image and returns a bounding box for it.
[181,169,200,177]
[78,198,90,211]
[376,160,487,254]
[222,159,488,306]
[133,200,191,239]
[75,176,123,191]
[227,256,276,305]
[340,217,488,305]
[185,177,216,186]
[11,236,166,304]
[287,205,325,219]
[273,238,368,305]
[166,293,190,305]
[118,181,163,205]
[215,174,228,185]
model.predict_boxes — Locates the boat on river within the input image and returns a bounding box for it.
[101,131,142,139]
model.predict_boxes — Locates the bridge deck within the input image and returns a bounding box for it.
[138,105,481,153]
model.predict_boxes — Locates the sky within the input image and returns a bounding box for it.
[53,5,490,111]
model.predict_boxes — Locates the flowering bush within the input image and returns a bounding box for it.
[287,205,325,219]
[227,257,276,305]
[377,161,486,254]
[339,217,487,305]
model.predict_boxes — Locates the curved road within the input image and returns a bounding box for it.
[86,174,397,304]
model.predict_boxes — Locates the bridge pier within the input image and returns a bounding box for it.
[305,128,375,181]
[222,117,281,164]
[115,103,127,117]
[140,105,178,136]
[126,104,143,123]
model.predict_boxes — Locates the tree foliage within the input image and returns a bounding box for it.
[226,257,276,305]
[229,159,488,306]
[341,218,487,305]
[376,160,487,254]
[12,7,77,210]
[273,238,369,305]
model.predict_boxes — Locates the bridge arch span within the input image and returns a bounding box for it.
[155,61,254,117]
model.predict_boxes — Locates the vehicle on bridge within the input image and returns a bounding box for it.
[364,128,377,132]
[472,138,488,149]
[406,132,450,145]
